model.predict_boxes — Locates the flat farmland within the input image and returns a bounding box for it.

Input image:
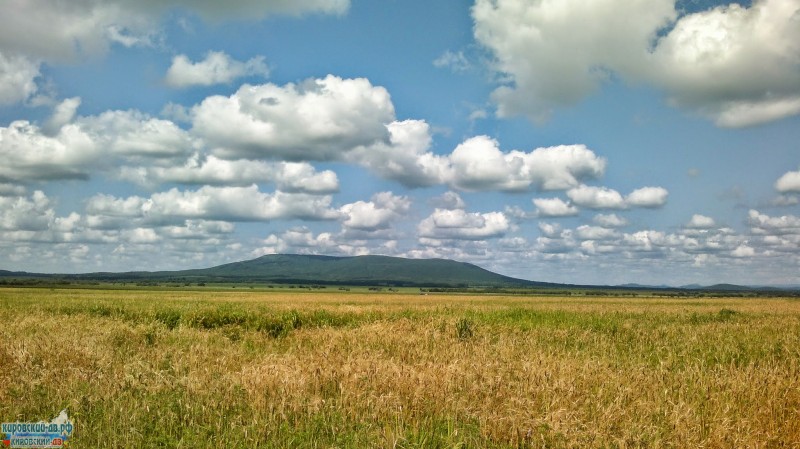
[1,287,798,448]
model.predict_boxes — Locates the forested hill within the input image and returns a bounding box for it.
[166,254,552,287]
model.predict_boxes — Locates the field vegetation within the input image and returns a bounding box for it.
[1,287,798,447]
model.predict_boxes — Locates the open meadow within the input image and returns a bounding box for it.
[1,287,798,448]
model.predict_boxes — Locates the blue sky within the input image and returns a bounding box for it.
[1,0,799,286]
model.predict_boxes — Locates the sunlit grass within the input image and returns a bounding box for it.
[1,288,798,447]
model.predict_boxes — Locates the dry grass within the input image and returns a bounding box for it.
[1,287,799,448]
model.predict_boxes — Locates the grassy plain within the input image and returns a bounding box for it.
[0,287,798,448]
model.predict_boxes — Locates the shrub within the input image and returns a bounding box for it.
[257,319,288,338]
[455,318,474,340]
[183,307,247,330]
[154,309,182,330]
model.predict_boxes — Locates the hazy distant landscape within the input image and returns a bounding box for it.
[2,254,798,295]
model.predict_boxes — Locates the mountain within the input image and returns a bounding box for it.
[170,254,555,287]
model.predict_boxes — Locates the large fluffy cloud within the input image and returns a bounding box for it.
[0,0,348,109]
[356,129,607,191]
[748,210,800,235]
[0,0,349,63]
[77,109,197,158]
[165,51,269,88]
[0,191,55,232]
[2,74,614,194]
[448,136,606,191]
[191,75,394,161]
[418,208,510,240]
[0,120,98,182]
[347,120,450,188]
[473,0,800,127]
[566,185,669,209]
[86,185,339,224]
[472,0,674,122]
[0,105,199,182]
[566,186,626,210]
[339,192,411,232]
[119,155,338,193]
[189,83,611,192]
[651,0,800,127]
[253,227,392,258]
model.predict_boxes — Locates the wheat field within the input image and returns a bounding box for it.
[1,287,798,448]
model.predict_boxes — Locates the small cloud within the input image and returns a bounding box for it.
[43,97,81,135]
[593,213,628,228]
[160,102,192,123]
[575,225,618,241]
[625,186,668,208]
[107,25,161,49]
[771,195,799,207]
[686,214,716,229]
[775,168,800,194]
[538,222,562,238]
[731,244,755,258]
[687,168,700,178]
[164,51,269,88]
[430,191,466,210]
[433,50,471,72]
[468,108,488,122]
[504,205,533,220]
[567,185,626,209]
[419,208,509,240]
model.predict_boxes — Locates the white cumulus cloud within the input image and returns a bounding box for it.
[625,187,669,208]
[192,75,394,161]
[0,52,40,106]
[86,185,339,224]
[775,168,800,193]
[567,185,626,210]
[348,119,450,188]
[533,198,579,217]
[340,192,411,232]
[566,185,669,210]
[165,51,269,88]
[447,136,606,191]
[0,120,98,182]
[472,0,800,127]
[651,0,800,127]
[418,209,509,240]
[430,191,466,210]
[118,155,338,193]
[472,0,675,122]
[0,0,349,63]
[748,210,800,235]
[687,214,716,229]
[593,213,628,228]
